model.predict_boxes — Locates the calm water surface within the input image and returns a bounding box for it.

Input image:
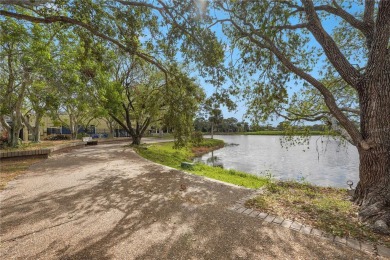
[196,135,359,188]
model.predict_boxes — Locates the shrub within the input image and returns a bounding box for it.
[77,133,90,139]
[46,134,70,140]
[190,131,204,146]
[0,136,9,148]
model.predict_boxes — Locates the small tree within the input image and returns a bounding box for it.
[208,107,223,138]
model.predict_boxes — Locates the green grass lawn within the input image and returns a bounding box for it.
[134,139,269,189]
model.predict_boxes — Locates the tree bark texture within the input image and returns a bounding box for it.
[9,122,22,147]
[131,135,141,145]
[31,123,40,142]
[69,114,78,140]
[22,114,42,142]
[354,61,390,234]
[8,105,24,147]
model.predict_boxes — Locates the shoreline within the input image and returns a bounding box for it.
[203,131,331,136]
[134,140,389,249]
[134,139,268,189]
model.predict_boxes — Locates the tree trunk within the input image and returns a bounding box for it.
[22,114,42,142]
[131,135,141,145]
[69,114,78,140]
[8,111,23,147]
[31,123,40,142]
[109,122,115,138]
[353,67,390,234]
[9,124,22,147]
[109,125,114,138]
[355,147,390,234]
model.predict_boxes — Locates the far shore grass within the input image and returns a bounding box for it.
[209,130,330,136]
[244,130,328,136]
[134,139,269,189]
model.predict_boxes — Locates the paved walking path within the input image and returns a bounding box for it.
[0,141,378,259]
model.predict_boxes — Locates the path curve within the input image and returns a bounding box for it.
[0,142,374,259]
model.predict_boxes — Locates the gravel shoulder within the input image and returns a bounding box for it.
[0,142,374,259]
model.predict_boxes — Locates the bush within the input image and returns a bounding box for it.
[77,133,90,139]
[0,136,8,148]
[197,139,224,148]
[45,134,70,141]
[190,131,204,146]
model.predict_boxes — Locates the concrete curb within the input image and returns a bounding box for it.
[229,189,390,259]
[0,138,131,159]
[0,142,85,159]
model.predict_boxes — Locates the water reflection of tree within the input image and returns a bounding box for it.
[206,151,224,168]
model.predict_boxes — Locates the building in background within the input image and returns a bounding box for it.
[0,115,133,142]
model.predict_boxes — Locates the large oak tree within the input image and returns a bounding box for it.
[91,50,204,145]
[213,0,390,233]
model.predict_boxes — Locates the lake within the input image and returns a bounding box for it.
[195,135,359,188]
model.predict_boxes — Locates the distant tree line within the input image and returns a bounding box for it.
[194,116,249,133]
[194,116,327,134]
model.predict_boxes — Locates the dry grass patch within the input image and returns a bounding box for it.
[0,158,44,190]
[245,181,390,247]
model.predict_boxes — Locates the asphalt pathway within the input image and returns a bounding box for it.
[0,141,375,259]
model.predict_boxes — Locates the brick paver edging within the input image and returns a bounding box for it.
[0,138,132,159]
[229,189,390,259]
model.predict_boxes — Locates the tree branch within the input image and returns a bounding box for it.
[0,10,168,74]
[0,0,51,5]
[363,0,375,26]
[302,0,361,88]
[225,17,369,149]
[274,23,308,31]
[114,1,162,10]
[340,107,360,115]
[329,1,366,33]
[291,2,367,34]
[274,109,327,122]
[0,115,11,131]
[109,112,133,136]
[140,117,151,135]
[327,115,355,145]
[365,0,390,78]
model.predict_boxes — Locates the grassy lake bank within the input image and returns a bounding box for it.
[134,139,269,189]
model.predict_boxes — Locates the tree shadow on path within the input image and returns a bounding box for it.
[0,145,372,259]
